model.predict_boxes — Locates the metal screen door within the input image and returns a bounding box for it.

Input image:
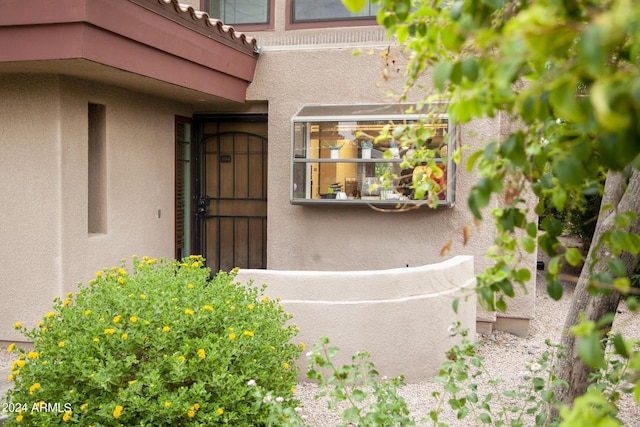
[196,130,267,273]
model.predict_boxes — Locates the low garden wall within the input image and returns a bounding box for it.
[236,255,476,383]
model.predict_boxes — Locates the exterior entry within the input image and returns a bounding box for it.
[195,117,268,273]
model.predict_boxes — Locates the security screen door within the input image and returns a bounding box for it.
[197,120,267,273]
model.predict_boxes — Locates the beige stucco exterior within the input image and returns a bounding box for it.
[234,17,536,333]
[236,255,477,382]
[0,74,191,343]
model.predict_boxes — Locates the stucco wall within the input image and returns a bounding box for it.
[0,74,190,342]
[241,22,536,331]
[236,255,477,382]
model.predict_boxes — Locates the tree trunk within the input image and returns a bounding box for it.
[553,169,640,413]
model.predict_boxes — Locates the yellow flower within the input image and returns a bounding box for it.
[113,315,121,323]
[93,338,99,342]
[84,310,91,316]
[16,414,23,422]
[104,329,115,335]
[29,383,41,394]
[7,374,14,382]
[188,409,195,417]
[229,333,236,340]
[203,305,214,311]
[63,298,70,307]
[184,309,194,315]
[118,268,127,275]
[243,330,254,337]
[247,304,254,310]
[164,401,171,408]
[283,362,290,370]
[162,326,170,332]
[117,277,125,284]
[80,403,88,411]
[95,270,103,277]
[37,321,43,327]
[121,333,128,340]
[13,322,22,329]
[262,296,269,303]
[7,343,15,352]
[62,410,72,422]
[58,341,65,348]
[217,408,224,415]
[291,387,297,393]
[197,348,206,359]
[140,294,146,300]
[128,380,137,385]
[27,351,38,359]
[192,261,200,268]
[113,405,123,418]
[177,355,186,362]
[299,342,306,351]
[187,283,194,289]
[193,403,201,410]
[230,306,236,311]
[130,316,137,323]
[44,311,56,318]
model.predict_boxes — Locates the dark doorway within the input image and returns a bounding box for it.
[194,117,268,272]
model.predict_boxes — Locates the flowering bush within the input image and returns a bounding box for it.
[5,256,302,426]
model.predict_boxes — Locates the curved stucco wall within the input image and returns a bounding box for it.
[235,255,476,382]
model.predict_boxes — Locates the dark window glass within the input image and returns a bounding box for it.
[292,0,378,22]
[208,0,269,25]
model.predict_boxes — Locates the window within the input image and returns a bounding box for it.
[206,0,270,25]
[291,104,456,207]
[292,0,378,22]
[175,117,192,260]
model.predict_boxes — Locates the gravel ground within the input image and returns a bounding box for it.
[1,260,638,425]
[294,263,640,426]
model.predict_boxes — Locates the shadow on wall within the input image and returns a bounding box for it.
[236,255,476,383]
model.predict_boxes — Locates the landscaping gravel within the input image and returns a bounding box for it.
[294,262,640,426]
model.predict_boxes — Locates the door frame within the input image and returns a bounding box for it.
[192,113,268,265]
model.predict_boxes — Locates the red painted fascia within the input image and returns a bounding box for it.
[0,0,259,103]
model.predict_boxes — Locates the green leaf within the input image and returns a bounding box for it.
[521,236,535,254]
[515,268,531,283]
[547,279,563,300]
[607,258,626,277]
[342,406,360,422]
[352,389,367,402]
[479,412,492,424]
[612,333,629,358]
[340,0,367,14]
[466,149,484,172]
[564,248,583,267]
[553,156,584,186]
[461,58,479,82]
[452,298,460,313]
[578,332,605,369]
[433,61,453,92]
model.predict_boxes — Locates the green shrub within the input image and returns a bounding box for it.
[6,256,302,426]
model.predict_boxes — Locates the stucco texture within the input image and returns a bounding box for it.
[245,41,536,330]
[236,255,477,382]
[0,74,191,342]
